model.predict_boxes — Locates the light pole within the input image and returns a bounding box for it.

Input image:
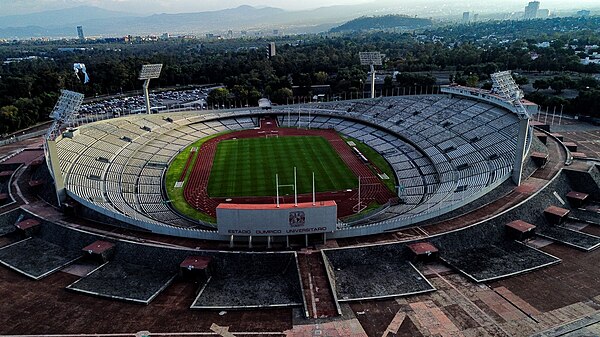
[138,64,163,115]
[359,51,383,99]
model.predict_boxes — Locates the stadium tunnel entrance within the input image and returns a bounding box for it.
[229,233,327,249]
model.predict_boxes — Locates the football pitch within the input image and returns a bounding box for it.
[207,136,358,197]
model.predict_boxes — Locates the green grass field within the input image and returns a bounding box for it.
[207,136,358,197]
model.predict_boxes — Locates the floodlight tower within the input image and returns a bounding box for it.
[138,64,163,114]
[44,90,85,205]
[490,71,531,186]
[359,52,383,99]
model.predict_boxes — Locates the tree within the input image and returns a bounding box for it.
[396,73,436,87]
[532,79,550,91]
[576,76,599,90]
[271,88,293,104]
[231,85,249,101]
[548,75,575,94]
[0,105,19,134]
[549,79,566,94]
[571,89,600,117]
[14,98,39,126]
[207,88,230,107]
[314,71,328,85]
[466,74,479,88]
[383,75,394,93]
[513,75,529,85]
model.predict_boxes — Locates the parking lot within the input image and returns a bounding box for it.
[78,88,209,117]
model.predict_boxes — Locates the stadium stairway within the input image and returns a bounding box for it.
[297,251,339,318]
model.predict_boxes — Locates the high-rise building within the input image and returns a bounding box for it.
[524,1,540,19]
[77,26,85,41]
[267,42,276,59]
[537,8,549,18]
[462,12,470,24]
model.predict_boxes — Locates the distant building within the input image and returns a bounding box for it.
[227,30,233,39]
[473,13,479,22]
[161,33,170,40]
[267,42,276,59]
[58,47,88,52]
[530,51,540,60]
[77,26,85,41]
[462,12,470,24]
[581,57,600,65]
[3,56,46,65]
[524,1,540,19]
[577,10,591,17]
[537,8,549,18]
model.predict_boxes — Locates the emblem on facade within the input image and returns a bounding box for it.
[289,211,306,227]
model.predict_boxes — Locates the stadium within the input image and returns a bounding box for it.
[0,69,600,336]
[48,80,534,243]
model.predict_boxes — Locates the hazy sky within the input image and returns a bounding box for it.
[2,0,371,14]
[3,0,600,16]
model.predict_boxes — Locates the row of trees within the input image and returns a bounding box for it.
[532,75,599,94]
[526,75,600,117]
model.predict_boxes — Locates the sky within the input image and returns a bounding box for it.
[2,0,600,16]
[2,0,372,15]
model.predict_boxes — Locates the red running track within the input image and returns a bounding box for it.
[183,117,397,218]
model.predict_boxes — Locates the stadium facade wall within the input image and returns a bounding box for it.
[217,202,337,236]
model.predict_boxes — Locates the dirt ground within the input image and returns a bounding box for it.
[0,266,293,335]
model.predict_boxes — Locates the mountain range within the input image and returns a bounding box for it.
[0,4,430,39]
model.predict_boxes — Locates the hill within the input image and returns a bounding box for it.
[330,15,432,32]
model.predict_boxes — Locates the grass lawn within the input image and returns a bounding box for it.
[341,134,398,193]
[164,132,232,223]
[207,136,358,197]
